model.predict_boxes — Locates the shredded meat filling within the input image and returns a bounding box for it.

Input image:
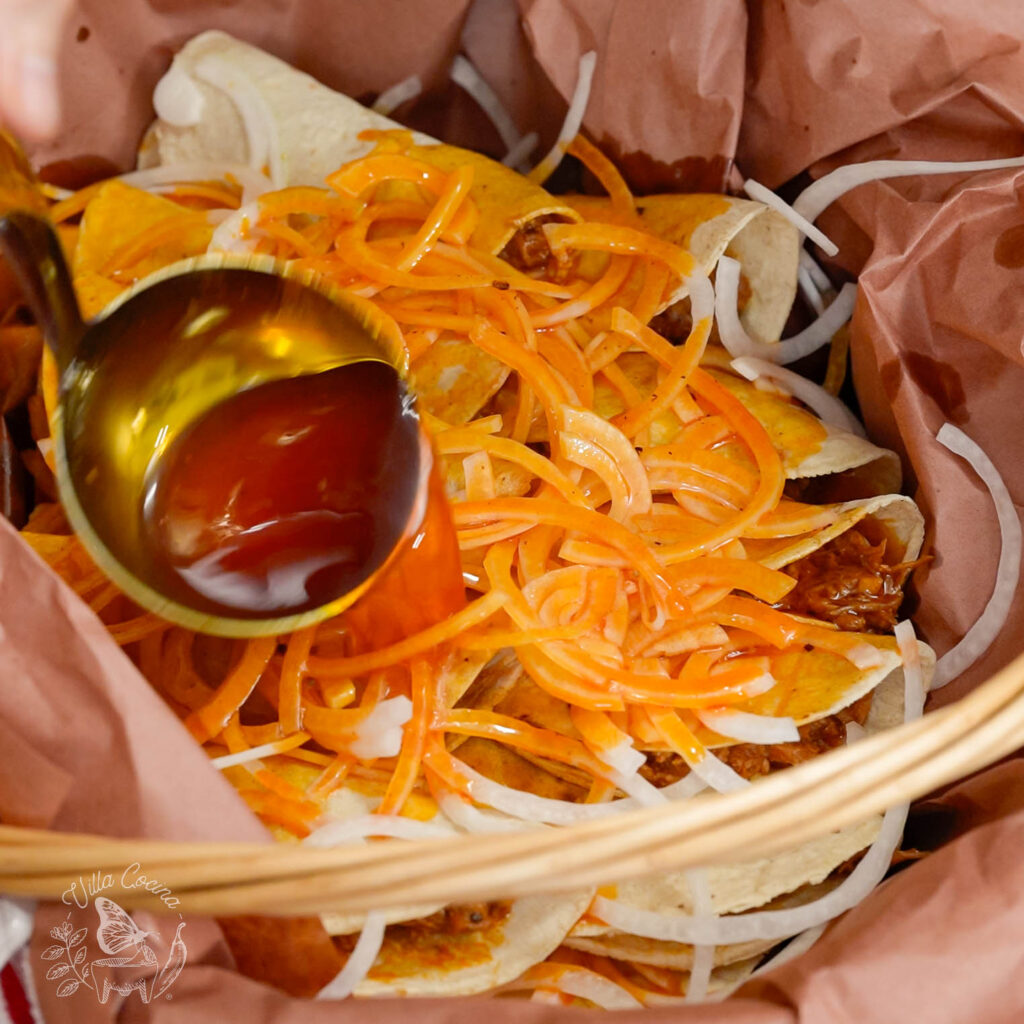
[776,527,916,633]
[333,902,512,953]
[641,694,875,786]
[397,901,511,936]
[499,216,565,277]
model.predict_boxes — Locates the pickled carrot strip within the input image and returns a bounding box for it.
[50,181,107,222]
[396,165,475,271]
[221,712,250,754]
[377,658,435,815]
[610,307,711,438]
[571,706,636,763]
[169,182,242,209]
[599,362,645,409]
[543,222,695,281]
[650,368,786,559]
[539,330,595,409]
[256,217,322,258]
[667,558,797,603]
[630,261,672,324]
[440,709,609,777]
[309,755,352,797]
[456,498,680,611]
[517,524,562,582]
[463,450,496,501]
[240,789,320,838]
[743,500,843,538]
[257,185,354,220]
[307,589,507,678]
[530,256,632,328]
[108,614,169,646]
[436,430,589,506]
[567,136,636,221]
[186,636,278,742]
[327,153,449,197]
[254,767,312,803]
[278,626,316,735]
[470,321,574,442]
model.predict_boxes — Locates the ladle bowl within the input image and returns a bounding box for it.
[0,129,433,637]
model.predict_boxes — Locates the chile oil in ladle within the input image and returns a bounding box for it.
[141,360,423,619]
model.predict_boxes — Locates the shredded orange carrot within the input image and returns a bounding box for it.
[278,626,316,735]
[376,658,435,815]
[186,636,278,742]
[240,788,320,838]
[567,136,637,222]
[168,182,242,209]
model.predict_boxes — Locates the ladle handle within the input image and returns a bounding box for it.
[0,129,84,375]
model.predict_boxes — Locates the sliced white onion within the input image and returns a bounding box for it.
[731,357,866,437]
[894,620,925,710]
[716,256,857,364]
[742,179,838,257]
[794,155,1024,226]
[305,814,454,847]
[437,793,533,834]
[684,749,749,795]
[591,653,927,944]
[371,74,422,116]
[317,910,386,1000]
[609,767,669,807]
[502,131,539,171]
[450,56,521,153]
[597,738,646,777]
[714,922,828,1002]
[208,200,261,254]
[348,696,414,759]
[153,60,206,127]
[453,755,667,825]
[735,671,780,699]
[844,643,891,671]
[211,741,294,770]
[684,868,714,1004]
[195,55,285,189]
[797,263,825,315]
[659,773,708,800]
[664,264,715,326]
[696,708,800,745]
[799,248,834,295]
[933,424,1022,688]
[529,51,597,184]
[120,161,272,201]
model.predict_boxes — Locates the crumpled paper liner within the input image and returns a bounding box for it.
[3,0,1023,1020]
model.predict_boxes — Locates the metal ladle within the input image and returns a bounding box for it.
[0,129,431,638]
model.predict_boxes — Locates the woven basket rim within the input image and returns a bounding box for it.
[3,646,1022,917]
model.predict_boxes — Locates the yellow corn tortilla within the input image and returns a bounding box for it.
[351,891,594,998]
[139,30,580,256]
[566,192,800,345]
[590,351,901,486]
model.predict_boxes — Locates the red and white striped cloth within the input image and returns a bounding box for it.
[1,956,41,1024]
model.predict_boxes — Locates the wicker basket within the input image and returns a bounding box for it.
[2,646,1022,918]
